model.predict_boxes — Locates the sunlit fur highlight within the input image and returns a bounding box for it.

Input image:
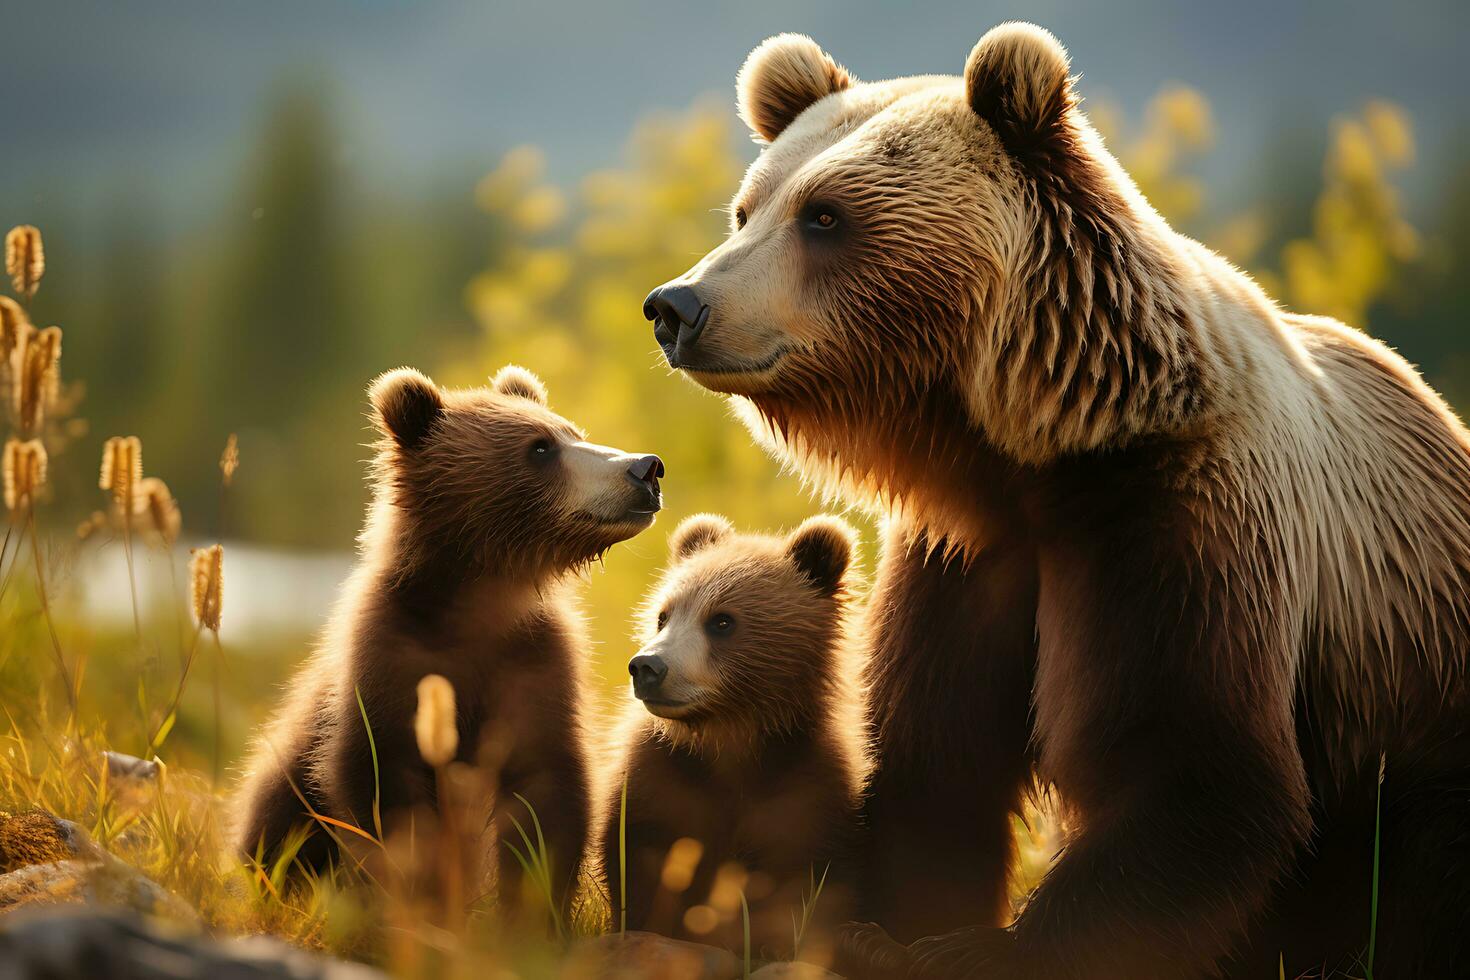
[737,33,853,144]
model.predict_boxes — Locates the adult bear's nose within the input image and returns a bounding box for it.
[644,283,710,356]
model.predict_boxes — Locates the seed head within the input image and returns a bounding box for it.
[414,674,459,767]
[189,544,224,632]
[5,226,44,302]
[77,510,107,541]
[15,326,61,434]
[0,297,25,366]
[136,477,181,546]
[99,436,142,514]
[220,433,239,487]
[3,438,47,512]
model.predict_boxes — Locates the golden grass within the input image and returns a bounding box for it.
[0,223,773,978]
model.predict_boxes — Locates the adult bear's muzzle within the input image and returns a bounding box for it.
[644,282,710,365]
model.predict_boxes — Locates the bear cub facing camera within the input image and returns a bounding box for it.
[234,365,664,912]
[601,513,868,960]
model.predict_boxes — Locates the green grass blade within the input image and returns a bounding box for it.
[619,774,628,936]
[354,686,383,841]
[148,710,176,754]
[793,862,830,955]
[740,890,751,979]
[1365,754,1385,980]
[269,823,312,894]
[513,792,553,888]
[506,800,566,941]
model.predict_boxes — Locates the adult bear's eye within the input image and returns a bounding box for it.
[706,612,735,635]
[802,203,839,232]
[528,437,556,461]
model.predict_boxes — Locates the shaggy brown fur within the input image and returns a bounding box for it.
[599,514,868,960]
[233,366,662,913]
[645,22,1470,980]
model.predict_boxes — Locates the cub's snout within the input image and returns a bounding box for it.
[628,652,669,700]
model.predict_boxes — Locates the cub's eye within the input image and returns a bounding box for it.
[734,206,748,230]
[706,613,735,635]
[528,437,555,460]
[803,205,839,232]
[656,611,668,631]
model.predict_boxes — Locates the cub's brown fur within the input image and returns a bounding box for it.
[600,514,868,960]
[648,22,1470,980]
[234,366,663,912]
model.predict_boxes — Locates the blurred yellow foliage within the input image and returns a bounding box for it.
[1278,100,1418,325]
[1094,84,1215,223]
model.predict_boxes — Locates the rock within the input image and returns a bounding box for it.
[566,931,742,980]
[0,858,194,921]
[0,860,89,911]
[0,810,95,873]
[83,859,198,921]
[0,806,192,921]
[0,907,387,979]
[103,751,163,783]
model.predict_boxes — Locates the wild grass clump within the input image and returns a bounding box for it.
[0,223,747,979]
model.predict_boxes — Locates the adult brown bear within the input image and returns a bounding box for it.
[642,22,1470,980]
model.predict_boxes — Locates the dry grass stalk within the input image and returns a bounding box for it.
[99,435,143,514]
[136,477,182,546]
[15,325,61,434]
[4,225,44,301]
[219,433,239,487]
[3,438,47,512]
[189,544,224,632]
[414,674,458,767]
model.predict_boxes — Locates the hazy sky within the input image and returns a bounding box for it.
[3,0,1465,230]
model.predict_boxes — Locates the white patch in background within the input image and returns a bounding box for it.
[67,540,351,645]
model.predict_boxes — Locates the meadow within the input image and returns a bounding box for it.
[0,87,1441,979]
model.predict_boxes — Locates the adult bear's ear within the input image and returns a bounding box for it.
[786,515,855,597]
[964,22,1075,157]
[370,367,444,450]
[670,513,734,559]
[491,364,548,405]
[737,34,853,143]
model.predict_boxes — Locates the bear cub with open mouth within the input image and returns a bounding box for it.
[601,513,868,961]
[235,365,663,914]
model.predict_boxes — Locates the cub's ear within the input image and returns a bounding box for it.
[737,33,852,143]
[370,368,444,450]
[786,515,855,597]
[670,513,734,560]
[964,22,1074,156]
[491,364,548,405]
